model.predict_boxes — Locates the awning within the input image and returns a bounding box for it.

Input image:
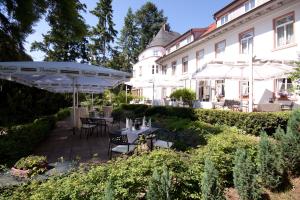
[193,62,295,80]
[0,61,131,93]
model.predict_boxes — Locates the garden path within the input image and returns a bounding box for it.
[33,118,112,163]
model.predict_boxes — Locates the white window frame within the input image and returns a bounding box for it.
[215,40,226,59]
[274,13,294,48]
[182,56,188,74]
[139,66,142,76]
[152,65,155,74]
[240,30,254,54]
[176,43,180,49]
[187,35,192,43]
[171,61,176,76]
[220,14,228,25]
[153,50,159,56]
[162,65,167,75]
[216,80,225,97]
[245,0,255,12]
[196,49,205,70]
[240,81,249,97]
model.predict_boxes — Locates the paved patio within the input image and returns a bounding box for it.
[34,118,112,163]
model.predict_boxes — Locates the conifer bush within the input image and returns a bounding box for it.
[233,149,262,200]
[257,132,285,191]
[201,159,224,200]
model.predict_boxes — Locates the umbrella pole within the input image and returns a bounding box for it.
[73,78,76,135]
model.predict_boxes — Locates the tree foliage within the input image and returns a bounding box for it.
[135,2,167,51]
[117,7,140,70]
[201,159,225,200]
[0,0,47,61]
[90,0,117,65]
[233,149,262,200]
[31,0,88,62]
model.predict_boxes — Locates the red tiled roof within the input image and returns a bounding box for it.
[203,23,217,35]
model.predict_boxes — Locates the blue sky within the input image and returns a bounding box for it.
[25,0,233,61]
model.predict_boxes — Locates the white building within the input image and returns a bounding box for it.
[130,0,300,110]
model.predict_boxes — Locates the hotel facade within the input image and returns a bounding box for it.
[129,0,300,109]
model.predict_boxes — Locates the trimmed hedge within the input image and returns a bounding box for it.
[0,108,70,166]
[195,109,290,135]
[118,104,196,120]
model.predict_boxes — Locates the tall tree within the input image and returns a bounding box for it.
[90,0,117,66]
[118,7,139,70]
[135,2,167,52]
[31,0,89,62]
[0,0,47,61]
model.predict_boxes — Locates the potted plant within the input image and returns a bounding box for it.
[11,155,48,178]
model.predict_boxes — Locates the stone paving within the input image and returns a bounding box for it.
[33,118,111,163]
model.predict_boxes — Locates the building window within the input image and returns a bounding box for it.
[215,40,226,58]
[162,65,167,75]
[182,56,188,73]
[133,70,136,78]
[152,65,155,74]
[240,30,254,54]
[276,78,292,94]
[216,80,225,98]
[220,14,228,25]
[240,81,249,97]
[274,13,294,48]
[196,49,205,70]
[153,50,159,56]
[176,43,180,49]
[162,88,167,98]
[156,65,159,74]
[245,0,255,12]
[187,35,192,43]
[167,48,170,54]
[171,61,176,76]
[139,66,142,76]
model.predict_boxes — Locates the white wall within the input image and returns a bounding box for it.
[159,1,300,102]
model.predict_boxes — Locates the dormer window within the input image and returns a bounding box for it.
[176,43,180,49]
[187,36,192,43]
[220,14,228,25]
[153,50,159,56]
[139,66,142,76]
[245,0,255,12]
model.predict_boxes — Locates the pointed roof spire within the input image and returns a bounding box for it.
[147,23,180,48]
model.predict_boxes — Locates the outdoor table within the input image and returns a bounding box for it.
[121,127,159,150]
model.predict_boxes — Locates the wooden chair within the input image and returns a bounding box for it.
[108,131,136,159]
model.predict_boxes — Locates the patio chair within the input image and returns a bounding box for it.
[89,118,108,136]
[80,118,96,139]
[108,131,136,159]
[152,128,174,149]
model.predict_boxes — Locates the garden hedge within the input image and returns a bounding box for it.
[0,108,70,166]
[195,109,290,135]
[115,105,290,135]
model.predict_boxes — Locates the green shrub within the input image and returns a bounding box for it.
[257,132,285,191]
[233,149,262,200]
[14,155,48,177]
[201,159,225,200]
[55,108,71,121]
[0,109,69,166]
[147,165,172,200]
[195,109,290,135]
[170,88,196,106]
[190,128,258,186]
[154,116,223,151]
[275,109,300,175]
[4,150,199,200]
